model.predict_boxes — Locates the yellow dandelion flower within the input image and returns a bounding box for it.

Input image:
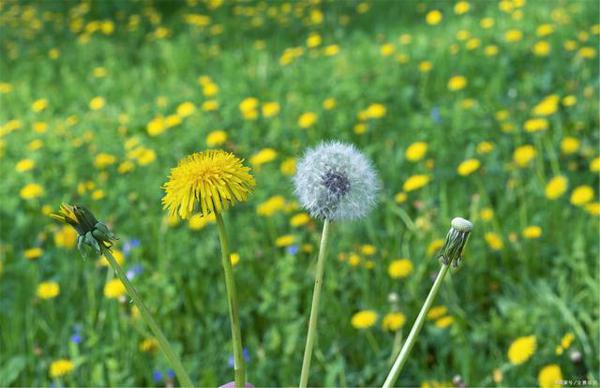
[230,252,240,266]
[427,305,448,320]
[532,96,559,116]
[16,159,35,172]
[427,239,444,256]
[306,33,322,48]
[480,207,494,221]
[176,101,196,117]
[188,213,216,230]
[425,10,442,25]
[524,118,548,132]
[405,141,428,162]
[97,250,125,266]
[20,183,44,200]
[394,192,407,204]
[290,212,310,227]
[545,176,568,200]
[298,112,317,128]
[323,44,340,56]
[532,41,551,56]
[364,103,386,119]
[250,148,277,167]
[507,335,536,365]
[94,153,117,169]
[37,281,60,299]
[104,278,126,299]
[257,195,286,217]
[513,145,536,167]
[570,185,594,206]
[351,310,378,329]
[538,364,562,388]
[147,117,166,137]
[388,258,413,279]
[162,150,255,219]
[89,96,106,111]
[24,247,44,260]
[202,82,219,97]
[139,337,159,352]
[206,130,228,147]
[505,29,523,42]
[49,359,74,378]
[202,100,219,111]
[457,159,480,176]
[448,75,467,91]
[280,158,297,176]
[485,232,503,250]
[561,332,575,349]
[435,315,454,328]
[54,226,78,249]
[522,226,542,239]
[32,98,48,112]
[262,102,280,118]
[562,95,577,107]
[382,312,406,331]
[419,61,432,72]
[361,245,376,256]
[560,137,580,155]
[403,174,430,192]
[484,45,499,56]
[275,234,295,247]
[536,24,554,36]
[323,98,336,110]
[476,141,494,154]
[380,43,395,56]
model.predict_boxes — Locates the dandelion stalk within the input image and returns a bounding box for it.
[382,218,473,388]
[215,212,246,388]
[299,219,330,388]
[102,248,193,388]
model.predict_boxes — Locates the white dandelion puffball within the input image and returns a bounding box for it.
[293,141,380,221]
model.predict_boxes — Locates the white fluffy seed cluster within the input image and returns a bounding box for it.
[293,141,380,221]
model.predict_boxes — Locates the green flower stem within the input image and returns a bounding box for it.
[215,212,246,388]
[299,219,331,388]
[102,248,193,388]
[382,263,450,388]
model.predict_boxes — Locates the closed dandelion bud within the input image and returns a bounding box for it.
[438,217,473,267]
[293,141,380,221]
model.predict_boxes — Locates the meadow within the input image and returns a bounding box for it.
[0,0,599,387]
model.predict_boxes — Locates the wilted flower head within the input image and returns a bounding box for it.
[293,141,379,221]
[162,150,255,219]
[50,203,117,256]
[438,217,473,268]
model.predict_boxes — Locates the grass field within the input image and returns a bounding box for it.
[1,0,599,386]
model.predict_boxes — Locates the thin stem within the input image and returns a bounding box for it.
[382,264,450,388]
[102,248,193,388]
[299,219,331,388]
[216,212,246,388]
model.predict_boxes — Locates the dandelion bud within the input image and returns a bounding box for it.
[570,349,582,363]
[293,141,380,221]
[388,292,399,305]
[438,217,473,267]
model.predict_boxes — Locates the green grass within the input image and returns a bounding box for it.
[0,0,598,386]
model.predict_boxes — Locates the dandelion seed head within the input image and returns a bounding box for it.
[293,141,380,221]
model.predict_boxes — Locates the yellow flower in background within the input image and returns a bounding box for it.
[405,141,428,162]
[454,1,470,14]
[427,305,448,320]
[104,278,126,299]
[202,82,219,97]
[290,212,310,227]
[448,75,467,91]
[532,41,551,56]
[323,44,340,56]
[476,141,494,154]
[578,47,597,59]
[425,10,442,25]
[507,335,536,365]
[89,96,106,110]
[457,158,480,176]
[532,95,559,116]
[94,153,117,169]
[230,252,240,266]
[364,103,386,119]
[306,32,322,48]
[188,213,216,230]
[394,192,407,203]
[280,158,297,176]
[176,101,196,117]
[257,195,286,217]
[24,247,43,260]
[20,183,44,200]
[49,359,74,378]
[361,245,376,256]
[262,102,280,118]
[524,118,548,132]
[0,82,13,93]
[275,234,295,247]
[485,232,503,250]
[537,24,554,36]
[435,315,454,328]
[561,332,575,349]
[418,61,432,72]
[297,111,317,128]
[147,116,166,137]
[590,157,600,172]
[560,137,580,154]
[93,67,108,77]
[162,150,255,219]
[206,130,228,147]
[388,259,413,279]
[37,281,60,299]
[538,364,562,388]
[570,185,594,206]
[54,225,78,249]
[16,159,35,172]
[427,239,444,256]
[382,312,406,331]
[522,226,542,239]
[165,114,182,128]
[403,174,430,192]
[323,98,336,110]
[351,310,378,329]
[250,148,277,167]
[513,145,536,167]
[505,29,523,42]
[139,338,159,352]
[202,100,219,111]
[480,17,494,28]
[545,176,568,200]
[562,95,577,107]
[380,43,395,56]
[32,98,48,112]
[480,207,494,221]
[97,250,125,266]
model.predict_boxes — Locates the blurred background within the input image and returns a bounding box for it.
[0,0,598,386]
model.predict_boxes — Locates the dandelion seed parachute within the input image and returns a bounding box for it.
[293,141,380,221]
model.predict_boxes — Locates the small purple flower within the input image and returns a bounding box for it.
[286,245,299,255]
[228,348,250,368]
[123,239,141,257]
[219,382,254,388]
[126,264,144,280]
[70,334,82,344]
[152,370,163,382]
[167,369,175,379]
